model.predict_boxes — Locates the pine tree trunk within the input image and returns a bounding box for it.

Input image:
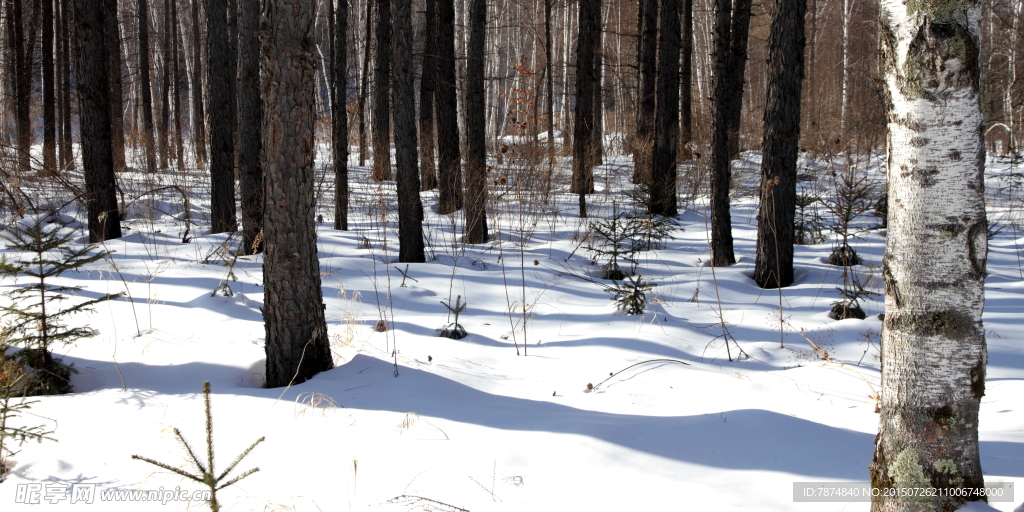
[237,0,262,252]
[392,0,426,259]
[869,1,988,509]
[678,0,693,163]
[334,0,351,229]
[418,0,439,191]
[463,0,487,244]
[138,0,158,172]
[43,0,57,176]
[105,0,126,174]
[709,0,736,267]
[753,0,806,289]
[190,0,207,164]
[11,0,31,175]
[571,0,598,196]
[371,0,392,181]
[544,0,555,164]
[160,0,172,169]
[435,0,463,214]
[207,0,237,233]
[59,0,73,170]
[632,0,656,184]
[651,0,680,217]
[75,0,123,243]
[591,17,603,169]
[725,0,752,160]
[171,0,185,171]
[261,0,333,388]
[358,0,371,166]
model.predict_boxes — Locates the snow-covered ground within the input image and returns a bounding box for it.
[0,146,1021,511]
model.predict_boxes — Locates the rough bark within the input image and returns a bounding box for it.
[678,0,693,163]
[11,0,30,175]
[59,0,73,170]
[392,0,426,259]
[463,0,488,243]
[371,0,392,181]
[237,0,262,252]
[544,0,555,164]
[333,0,350,229]
[591,19,603,169]
[171,0,185,171]
[725,0,752,160]
[418,0,439,191]
[709,0,736,267]
[753,0,806,289]
[632,0,657,184]
[435,0,463,214]
[138,0,158,172]
[190,0,207,164]
[261,0,333,388]
[160,0,172,169]
[869,1,988,509]
[43,0,57,175]
[651,0,680,217]
[207,0,237,233]
[571,0,598,196]
[75,0,123,243]
[105,0,126,174]
[357,0,371,166]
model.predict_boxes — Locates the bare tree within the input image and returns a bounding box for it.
[190,0,207,164]
[753,0,806,289]
[869,0,989,508]
[371,0,392,181]
[435,0,463,214]
[237,0,262,252]
[43,0,57,175]
[571,0,599,201]
[418,0,439,191]
[207,0,237,232]
[651,0,680,216]
[632,0,656,184]
[463,0,487,243]
[105,0,126,174]
[261,0,333,388]
[393,0,426,260]
[333,0,351,229]
[75,0,123,242]
[138,0,158,172]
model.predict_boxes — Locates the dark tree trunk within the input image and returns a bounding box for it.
[75,0,122,243]
[159,0,172,169]
[190,0,207,164]
[333,0,350,229]
[464,0,487,243]
[371,0,392,181]
[418,0,439,191]
[357,0,371,166]
[105,0,126,174]
[435,0,462,214]
[632,0,656,184]
[651,0,680,217]
[11,0,30,175]
[726,0,752,160]
[138,0,158,172]
[59,0,73,170]
[678,0,693,163]
[261,0,333,388]
[544,0,554,164]
[207,0,237,232]
[753,0,806,289]
[591,16,603,169]
[571,0,598,196]
[393,0,426,260]
[226,0,237,175]
[43,0,57,175]
[171,0,184,171]
[709,0,736,267]
[237,0,262,252]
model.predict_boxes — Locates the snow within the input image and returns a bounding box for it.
[0,148,1021,511]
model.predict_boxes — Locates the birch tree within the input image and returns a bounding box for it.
[869,0,989,508]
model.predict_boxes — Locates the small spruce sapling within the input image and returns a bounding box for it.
[830,272,879,320]
[588,207,639,280]
[0,216,122,395]
[440,295,468,339]
[0,357,56,481]
[132,382,264,512]
[605,274,655,315]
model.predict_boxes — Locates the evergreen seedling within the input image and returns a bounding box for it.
[0,216,121,394]
[439,295,468,339]
[0,358,56,481]
[132,382,264,512]
[589,208,639,280]
[830,273,879,320]
[605,274,655,315]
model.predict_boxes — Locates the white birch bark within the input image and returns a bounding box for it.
[870,0,989,509]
